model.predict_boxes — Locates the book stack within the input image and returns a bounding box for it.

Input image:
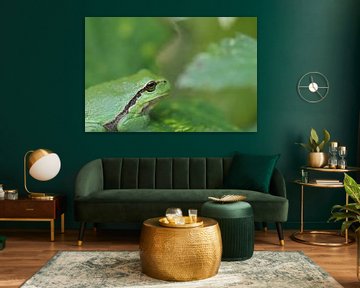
[314,179,341,185]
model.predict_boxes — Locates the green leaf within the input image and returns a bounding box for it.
[329,175,360,231]
[317,140,325,152]
[323,129,330,144]
[148,98,240,132]
[308,137,317,152]
[298,128,331,152]
[310,128,319,144]
[341,220,358,234]
[295,142,312,152]
[344,173,360,204]
[329,203,360,225]
[331,203,360,215]
[341,205,360,215]
[329,211,357,221]
[177,33,257,91]
[331,204,347,210]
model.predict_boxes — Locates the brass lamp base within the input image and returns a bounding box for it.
[28,193,55,200]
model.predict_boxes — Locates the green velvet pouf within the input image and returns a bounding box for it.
[0,236,6,250]
[201,201,254,261]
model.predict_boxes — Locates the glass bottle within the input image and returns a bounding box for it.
[0,184,4,199]
[301,169,308,183]
[6,189,18,200]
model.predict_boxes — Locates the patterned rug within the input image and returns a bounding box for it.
[21,251,342,288]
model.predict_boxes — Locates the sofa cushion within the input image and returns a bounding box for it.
[224,153,280,193]
[75,189,288,222]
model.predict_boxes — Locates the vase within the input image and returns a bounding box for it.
[308,152,328,168]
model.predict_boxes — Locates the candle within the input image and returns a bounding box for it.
[338,146,346,153]
[328,142,338,168]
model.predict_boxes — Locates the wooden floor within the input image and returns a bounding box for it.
[0,228,358,288]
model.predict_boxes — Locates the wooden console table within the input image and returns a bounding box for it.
[0,195,65,241]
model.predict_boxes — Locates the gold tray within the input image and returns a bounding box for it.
[159,216,204,228]
[208,194,246,203]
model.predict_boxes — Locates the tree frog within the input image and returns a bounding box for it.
[85,70,170,132]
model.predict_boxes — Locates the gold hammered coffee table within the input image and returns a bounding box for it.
[139,217,222,281]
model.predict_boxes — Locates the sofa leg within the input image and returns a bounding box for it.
[262,222,268,232]
[93,223,98,233]
[78,222,86,246]
[275,222,284,246]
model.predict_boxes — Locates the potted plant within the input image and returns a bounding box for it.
[329,173,360,279]
[296,128,330,167]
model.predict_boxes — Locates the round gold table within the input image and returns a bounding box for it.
[291,166,360,246]
[139,217,222,281]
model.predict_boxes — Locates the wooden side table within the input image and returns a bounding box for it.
[0,195,66,241]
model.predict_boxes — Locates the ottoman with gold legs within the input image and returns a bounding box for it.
[139,217,222,281]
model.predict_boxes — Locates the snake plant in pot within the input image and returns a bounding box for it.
[329,173,360,279]
[296,128,330,167]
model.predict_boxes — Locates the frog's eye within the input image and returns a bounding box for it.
[145,81,157,92]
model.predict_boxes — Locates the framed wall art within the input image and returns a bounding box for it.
[85,17,257,132]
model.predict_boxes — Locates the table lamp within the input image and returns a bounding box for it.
[24,148,61,199]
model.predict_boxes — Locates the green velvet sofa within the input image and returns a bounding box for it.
[74,157,288,245]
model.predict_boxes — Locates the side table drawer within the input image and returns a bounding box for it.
[2,201,55,218]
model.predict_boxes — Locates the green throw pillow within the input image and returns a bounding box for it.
[224,153,280,193]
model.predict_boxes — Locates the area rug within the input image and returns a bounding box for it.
[21,251,342,288]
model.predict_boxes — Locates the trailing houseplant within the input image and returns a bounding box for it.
[296,128,330,167]
[329,173,360,234]
[329,173,360,279]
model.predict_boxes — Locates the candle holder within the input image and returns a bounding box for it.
[337,146,347,169]
[328,142,338,169]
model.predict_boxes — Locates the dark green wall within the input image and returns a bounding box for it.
[1,0,359,230]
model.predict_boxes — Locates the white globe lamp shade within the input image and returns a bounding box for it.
[28,151,61,181]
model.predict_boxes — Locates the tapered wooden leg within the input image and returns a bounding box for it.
[61,213,65,234]
[77,222,86,246]
[50,220,55,242]
[262,222,268,232]
[276,222,284,246]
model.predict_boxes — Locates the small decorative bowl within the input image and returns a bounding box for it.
[208,194,246,203]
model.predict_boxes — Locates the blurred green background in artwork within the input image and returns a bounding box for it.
[85,17,257,132]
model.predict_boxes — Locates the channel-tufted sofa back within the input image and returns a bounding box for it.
[102,158,233,190]
[75,157,285,199]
